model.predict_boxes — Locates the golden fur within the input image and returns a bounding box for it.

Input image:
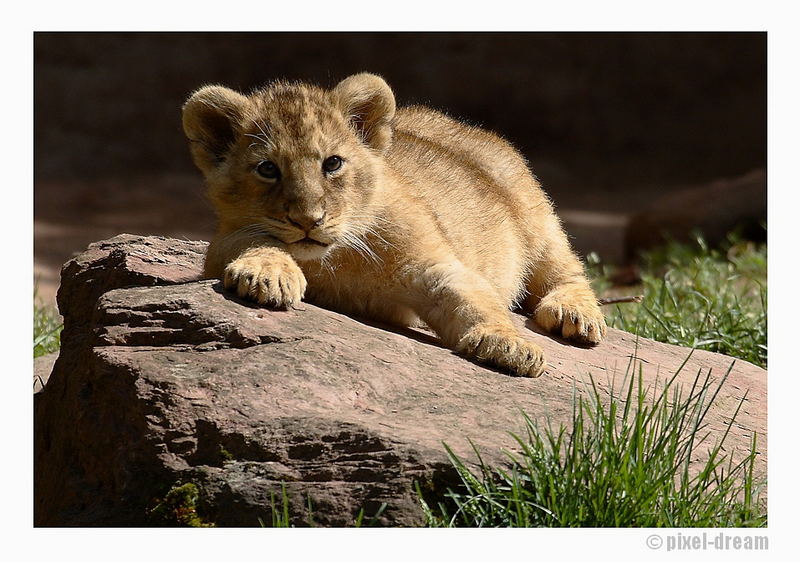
[182,73,606,377]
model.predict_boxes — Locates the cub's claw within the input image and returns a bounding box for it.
[224,254,307,308]
[534,286,607,344]
[457,325,546,378]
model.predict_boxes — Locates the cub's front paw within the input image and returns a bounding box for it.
[223,253,307,308]
[534,285,607,344]
[456,324,546,378]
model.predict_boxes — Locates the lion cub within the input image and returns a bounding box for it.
[182,73,606,377]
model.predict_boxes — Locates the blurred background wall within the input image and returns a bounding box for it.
[34,32,766,306]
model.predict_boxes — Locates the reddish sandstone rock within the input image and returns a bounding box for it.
[34,235,766,526]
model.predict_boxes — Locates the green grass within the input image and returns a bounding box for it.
[420,232,767,528]
[419,358,766,527]
[589,232,766,368]
[258,484,388,527]
[34,296,62,359]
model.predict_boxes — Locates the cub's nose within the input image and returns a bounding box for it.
[287,210,326,232]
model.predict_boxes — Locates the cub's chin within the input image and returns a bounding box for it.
[287,238,332,262]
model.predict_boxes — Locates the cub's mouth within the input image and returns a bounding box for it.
[286,235,334,262]
[296,237,330,248]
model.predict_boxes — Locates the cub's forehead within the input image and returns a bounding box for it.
[245,84,350,152]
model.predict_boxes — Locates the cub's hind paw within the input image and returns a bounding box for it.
[534,286,607,345]
[456,325,546,378]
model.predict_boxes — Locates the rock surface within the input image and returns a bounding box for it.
[625,168,766,256]
[34,235,767,527]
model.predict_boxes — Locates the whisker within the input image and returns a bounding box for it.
[343,220,397,251]
[318,250,338,279]
[254,120,271,140]
[339,230,382,266]
[360,226,397,250]
[216,221,290,249]
[244,130,274,152]
[344,213,395,225]
[244,133,268,145]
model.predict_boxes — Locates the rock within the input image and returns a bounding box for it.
[559,209,629,263]
[34,235,767,527]
[625,168,766,257]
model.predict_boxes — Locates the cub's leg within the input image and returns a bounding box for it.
[205,230,307,309]
[408,261,546,378]
[523,229,606,344]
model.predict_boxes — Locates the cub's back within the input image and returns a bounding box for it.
[391,106,532,187]
[387,105,550,228]
[384,106,553,301]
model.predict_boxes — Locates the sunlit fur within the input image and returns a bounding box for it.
[182,73,606,377]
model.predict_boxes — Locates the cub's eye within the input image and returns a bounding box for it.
[322,155,343,174]
[256,160,280,180]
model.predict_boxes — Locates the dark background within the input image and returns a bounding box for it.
[34,32,767,305]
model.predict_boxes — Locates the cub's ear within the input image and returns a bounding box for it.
[333,73,396,152]
[182,85,249,173]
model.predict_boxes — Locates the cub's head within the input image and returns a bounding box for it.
[182,73,395,262]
